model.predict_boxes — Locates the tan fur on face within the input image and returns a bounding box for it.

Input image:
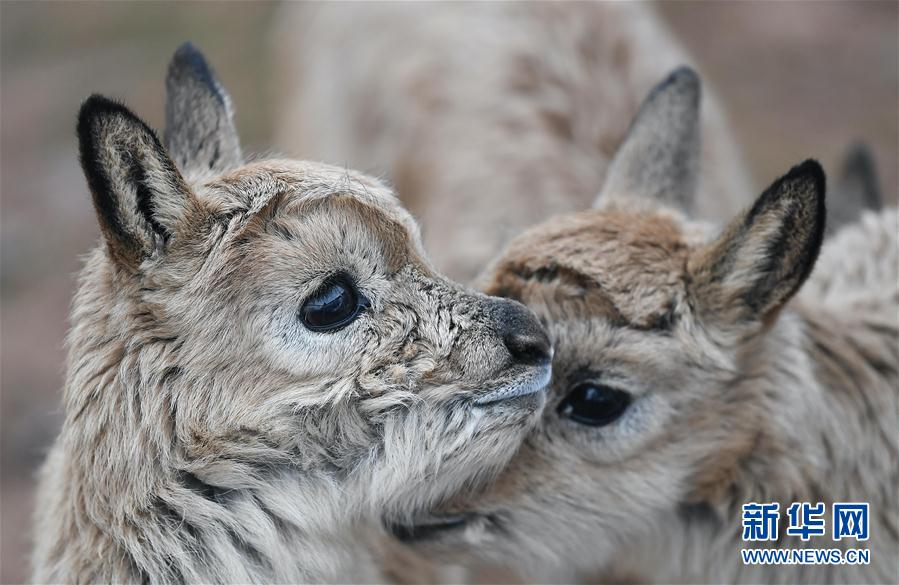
[486,206,691,332]
[416,196,897,584]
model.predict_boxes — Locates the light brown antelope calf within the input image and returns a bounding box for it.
[397,71,898,584]
[31,44,552,584]
[275,2,754,282]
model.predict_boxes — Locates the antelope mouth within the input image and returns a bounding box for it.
[474,362,552,406]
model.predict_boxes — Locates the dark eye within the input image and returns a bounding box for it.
[300,275,370,332]
[557,383,632,427]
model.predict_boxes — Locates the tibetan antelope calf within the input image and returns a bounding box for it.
[32,44,551,584]
[398,70,898,584]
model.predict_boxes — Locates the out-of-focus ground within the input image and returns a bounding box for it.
[1,2,895,583]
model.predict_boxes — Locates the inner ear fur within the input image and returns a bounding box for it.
[595,66,701,214]
[688,159,826,324]
[78,94,197,270]
[164,42,242,178]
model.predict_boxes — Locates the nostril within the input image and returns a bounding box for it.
[495,300,551,366]
[503,329,551,366]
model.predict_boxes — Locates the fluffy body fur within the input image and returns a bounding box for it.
[32,46,552,584]
[403,73,899,584]
[275,2,754,281]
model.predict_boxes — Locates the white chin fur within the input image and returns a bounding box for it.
[474,363,552,405]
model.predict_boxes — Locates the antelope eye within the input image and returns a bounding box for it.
[300,275,370,332]
[557,383,632,427]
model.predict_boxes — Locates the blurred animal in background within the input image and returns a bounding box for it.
[827,143,883,237]
[276,2,754,282]
[31,44,552,584]
[393,69,898,584]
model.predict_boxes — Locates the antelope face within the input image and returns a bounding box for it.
[430,203,741,571]
[175,159,553,516]
[74,44,551,525]
[393,68,825,575]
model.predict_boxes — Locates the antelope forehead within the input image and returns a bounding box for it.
[207,159,404,217]
[313,199,419,269]
[490,256,683,334]
[489,215,688,330]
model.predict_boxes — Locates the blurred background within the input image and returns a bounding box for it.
[1,2,896,582]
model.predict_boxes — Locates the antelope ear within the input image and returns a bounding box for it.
[164,42,242,178]
[826,142,881,236]
[78,95,197,270]
[688,160,826,324]
[595,66,701,213]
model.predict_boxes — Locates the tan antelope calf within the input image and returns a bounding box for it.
[31,44,552,584]
[275,2,754,282]
[396,70,898,584]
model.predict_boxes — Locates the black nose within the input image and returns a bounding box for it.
[494,300,551,366]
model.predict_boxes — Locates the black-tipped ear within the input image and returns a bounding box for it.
[78,95,196,270]
[826,143,881,237]
[164,42,242,178]
[688,160,826,324]
[595,66,701,213]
